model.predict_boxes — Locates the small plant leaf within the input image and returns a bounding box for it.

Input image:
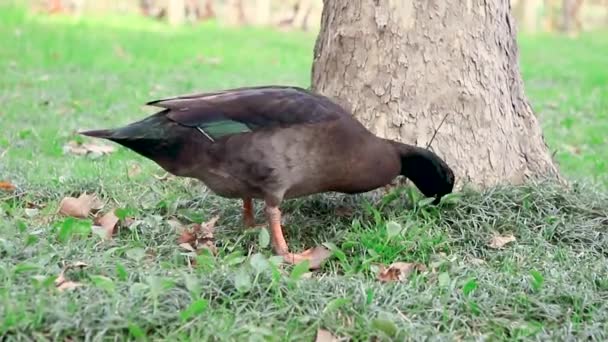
[323,297,350,314]
[89,275,115,293]
[250,253,270,274]
[290,260,311,281]
[462,278,478,296]
[438,272,451,287]
[385,221,403,239]
[234,267,252,292]
[128,323,146,339]
[371,318,398,338]
[115,263,128,281]
[184,274,201,297]
[57,217,92,243]
[258,227,270,249]
[180,299,209,321]
[530,270,544,292]
[417,197,436,207]
[125,247,146,261]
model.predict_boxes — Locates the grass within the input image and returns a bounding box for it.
[1,4,608,341]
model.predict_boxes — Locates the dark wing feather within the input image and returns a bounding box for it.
[146,86,347,141]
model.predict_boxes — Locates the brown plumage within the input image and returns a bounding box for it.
[81,85,455,268]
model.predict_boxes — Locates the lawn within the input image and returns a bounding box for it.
[1,4,608,341]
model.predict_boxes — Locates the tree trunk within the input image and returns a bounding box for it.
[223,0,247,26]
[513,0,543,32]
[47,0,64,13]
[543,0,561,31]
[255,0,271,26]
[311,0,561,190]
[167,0,186,25]
[562,0,574,31]
[292,0,313,30]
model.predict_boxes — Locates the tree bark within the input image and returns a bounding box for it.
[311,0,561,190]
[255,0,271,26]
[223,0,247,26]
[512,0,544,32]
[167,0,186,25]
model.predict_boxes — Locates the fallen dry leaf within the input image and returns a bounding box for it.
[377,262,427,283]
[469,257,486,266]
[563,144,581,155]
[95,210,119,239]
[25,208,39,218]
[284,246,332,270]
[315,329,338,342]
[177,216,220,255]
[0,180,16,192]
[56,281,84,291]
[488,234,516,249]
[127,163,142,178]
[63,140,116,156]
[178,242,196,252]
[334,205,354,217]
[153,172,175,181]
[55,261,88,292]
[113,44,131,59]
[58,193,103,218]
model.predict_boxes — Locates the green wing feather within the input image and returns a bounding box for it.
[198,120,255,140]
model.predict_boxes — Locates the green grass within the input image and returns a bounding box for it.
[1,5,608,341]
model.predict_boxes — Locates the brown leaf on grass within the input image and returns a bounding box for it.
[95,210,119,239]
[564,144,581,155]
[0,180,16,192]
[63,140,116,156]
[113,44,131,60]
[315,329,338,342]
[195,54,222,65]
[469,257,486,266]
[58,193,103,218]
[284,246,332,270]
[57,281,84,291]
[488,234,516,249]
[55,261,88,292]
[377,262,427,283]
[127,163,142,178]
[177,216,220,255]
[334,205,354,218]
[153,172,175,181]
[178,242,196,252]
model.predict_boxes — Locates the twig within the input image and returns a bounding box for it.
[425,113,449,149]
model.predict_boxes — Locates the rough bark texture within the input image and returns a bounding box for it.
[512,0,544,32]
[311,0,561,190]
[167,0,186,25]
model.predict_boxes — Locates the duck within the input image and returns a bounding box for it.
[80,85,455,268]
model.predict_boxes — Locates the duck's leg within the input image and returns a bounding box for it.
[264,202,330,269]
[242,198,256,228]
[243,198,267,229]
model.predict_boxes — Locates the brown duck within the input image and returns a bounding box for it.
[81,85,455,267]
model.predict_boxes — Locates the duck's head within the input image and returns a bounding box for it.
[393,142,455,204]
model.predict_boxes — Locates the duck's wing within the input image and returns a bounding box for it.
[146,85,349,141]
